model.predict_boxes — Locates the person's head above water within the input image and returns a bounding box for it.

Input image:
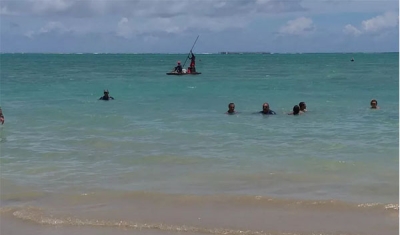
[99,89,114,100]
[293,105,300,115]
[299,102,306,111]
[370,99,378,109]
[0,106,4,125]
[259,102,276,115]
[262,102,269,110]
[261,103,270,113]
[227,103,235,114]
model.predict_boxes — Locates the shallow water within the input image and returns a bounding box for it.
[0,53,398,234]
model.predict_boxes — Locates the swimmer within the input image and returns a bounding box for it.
[370,99,379,109]
[0,107,4,124]
[288,105,301,115]
[259,103,276,115]
[299,102,307,112]
[99,90,114,101]
[226,103,236,115]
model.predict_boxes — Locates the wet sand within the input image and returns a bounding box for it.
[1,192,398,235]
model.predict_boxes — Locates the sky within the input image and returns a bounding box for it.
[0,0,399,53]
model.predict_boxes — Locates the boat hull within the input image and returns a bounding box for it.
[166,72,202,75]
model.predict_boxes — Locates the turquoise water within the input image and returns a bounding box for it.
[0,53,398,205]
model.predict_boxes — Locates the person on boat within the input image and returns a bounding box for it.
[174,61,183,73]
[299,102,307,112]
[370,99,379,109]
[99,90,114,100]
[0,106,4,124]
[226,103,236,115]
[188,50,196,73]
[259,103,276,115]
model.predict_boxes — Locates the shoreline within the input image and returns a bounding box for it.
[1,190,398,235]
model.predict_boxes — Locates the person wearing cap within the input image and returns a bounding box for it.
[174,61,183,73]
[99,90,114,100]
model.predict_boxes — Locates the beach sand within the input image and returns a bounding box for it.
[1,191,398,235]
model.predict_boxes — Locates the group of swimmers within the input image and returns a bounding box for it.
[225,99,379,116]
[97,90,380,116]
[0,97,382,126]
[226,102,307,115]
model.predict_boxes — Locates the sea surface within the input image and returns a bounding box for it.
[0,53,399,235]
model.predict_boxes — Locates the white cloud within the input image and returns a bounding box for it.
[343,11,399,37]
[0,0,305,18]
[0,0,306,38]
[2,0,398,53]
[361,11,399,33]
[143,35,159,43]
[1,0,396,21]
[24,21,72,38]
[38,21,68,34]
[5,0,396,20]
[343,24,362,36]
[31,0,73,15]
[116,17,132,39]
[115,17,185,38]
[0,6,17,15]
[24,30,35,39]
[114,15,251,39]
[279,17,315,36]
[301,0,398,14]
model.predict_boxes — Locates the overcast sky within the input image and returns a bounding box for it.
[0,0,399,53]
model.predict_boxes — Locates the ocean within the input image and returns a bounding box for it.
[0,53,398,235]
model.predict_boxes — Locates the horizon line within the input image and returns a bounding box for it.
[0,51,398,55]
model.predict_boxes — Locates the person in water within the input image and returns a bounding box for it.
[370,99,379,109]
[188,50,196,73]
[260,103,276,115]
[226,103,236,114]
[299,102,307,112]
[174,61,183,73]
[99,90,114,100]
[288,105,301,115]
[0,107,4,124]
